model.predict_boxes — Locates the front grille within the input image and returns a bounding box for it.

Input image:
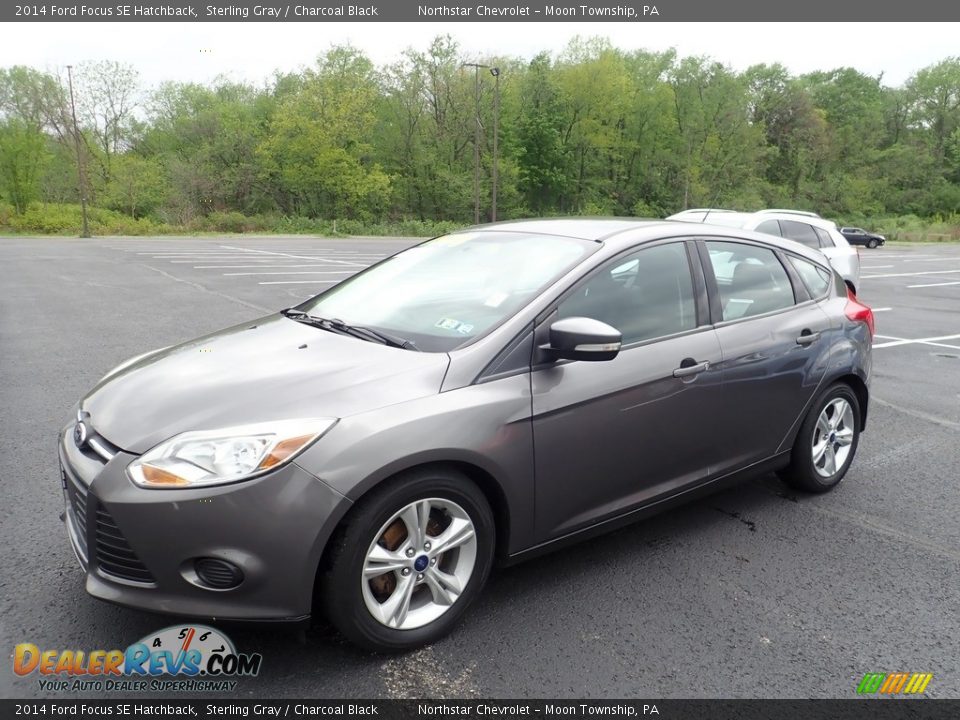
[63,466,89,564]
[95,507,155,584]
[86,433,119,463]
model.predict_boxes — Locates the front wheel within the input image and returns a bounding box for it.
[320,468,495,651]
[778,383,862,493]
[867,239,879,249]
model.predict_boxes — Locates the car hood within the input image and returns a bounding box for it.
[82,314,450,454]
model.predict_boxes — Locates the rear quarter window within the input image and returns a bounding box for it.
[813,226,834,248]
[788,255,831,299]
[754,219,782,237]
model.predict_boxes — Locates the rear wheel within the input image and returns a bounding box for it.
[320,468,495,651]
[778,383,861,493]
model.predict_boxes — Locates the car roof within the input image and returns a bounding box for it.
[466,218,666,241]
[462,217,830,267]
[755,208,821,218]
[673,211,756,227]
[669,209,840,232]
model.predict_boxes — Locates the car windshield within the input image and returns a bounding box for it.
[297,231,595,352]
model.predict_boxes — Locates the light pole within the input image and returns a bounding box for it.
[490,67,500,222]
[461,63,503,224]
[66,65,90,238]
[461,63,487,224]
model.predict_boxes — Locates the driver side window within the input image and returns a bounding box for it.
[557,243,697,345]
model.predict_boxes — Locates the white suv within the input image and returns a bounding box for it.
[667,209,861,293]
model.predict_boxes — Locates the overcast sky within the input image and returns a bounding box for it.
[4,22,958,89]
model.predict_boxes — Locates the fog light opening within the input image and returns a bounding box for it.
[193,557,244,590]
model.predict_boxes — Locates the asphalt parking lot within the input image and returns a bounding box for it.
[2,236,959,699]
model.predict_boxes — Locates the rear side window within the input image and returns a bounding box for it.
[705,241,795,320]
[779,220,821,249]
[755,219,782,237]
[788,256,831,298]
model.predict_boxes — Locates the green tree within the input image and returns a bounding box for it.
[0,118,47,211]
[668,56,763,210]
[515,53,569,214]
[103,154,167,218]
[258,47,390,219]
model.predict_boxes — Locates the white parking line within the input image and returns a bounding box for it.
[194,263,358,269]
[165,257,287,261]
[866,253,937,259]
[137,249,373,255]
[871,307,892,312]
[861,269,960,279]
[223,271,355,276]
[861,265,894,270]
[873,333,960,350]
[907,280,960,289]
[167,258,357,264]
[219,245,366,267]
[257,280,342,285]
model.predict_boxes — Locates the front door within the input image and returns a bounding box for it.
[531,241,724,541]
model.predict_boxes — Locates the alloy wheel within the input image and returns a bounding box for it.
[361,498,478,630]
[811,397,855,478]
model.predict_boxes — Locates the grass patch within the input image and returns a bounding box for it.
[0,203,465,238]
[2,203,957,242]
[837,213,960,243]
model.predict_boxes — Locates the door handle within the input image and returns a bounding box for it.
[673,360,710,378]
[796,330,821,346]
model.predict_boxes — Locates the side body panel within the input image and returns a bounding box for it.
[294,373,537,554]
[529,329,724,539]
[710,302,833,472]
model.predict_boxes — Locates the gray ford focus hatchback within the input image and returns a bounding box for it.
[60,219,873,650]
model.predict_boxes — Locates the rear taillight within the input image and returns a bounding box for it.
[845,287,875,337]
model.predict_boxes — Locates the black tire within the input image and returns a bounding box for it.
[867,239,879,249]
[778,383,862,493]
[319,467,495,652]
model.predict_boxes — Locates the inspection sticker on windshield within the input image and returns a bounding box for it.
[435,318,474,335]
[484,291,509,308]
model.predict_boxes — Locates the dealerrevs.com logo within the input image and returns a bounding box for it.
[13,625,262,692]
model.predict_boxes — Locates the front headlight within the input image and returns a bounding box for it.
[127,418,337,489]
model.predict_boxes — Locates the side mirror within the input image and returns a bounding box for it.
[545,317,622,362]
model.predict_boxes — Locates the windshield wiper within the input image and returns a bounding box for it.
[280,309,419,351]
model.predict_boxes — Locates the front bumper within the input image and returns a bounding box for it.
[58,424,351,621]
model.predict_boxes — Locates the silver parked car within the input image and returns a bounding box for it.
[59,220,874,650]
[667,209,862,293]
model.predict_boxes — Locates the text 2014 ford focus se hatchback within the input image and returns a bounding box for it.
[60,220,873,650]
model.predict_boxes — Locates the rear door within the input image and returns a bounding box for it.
[699,239,832,473]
